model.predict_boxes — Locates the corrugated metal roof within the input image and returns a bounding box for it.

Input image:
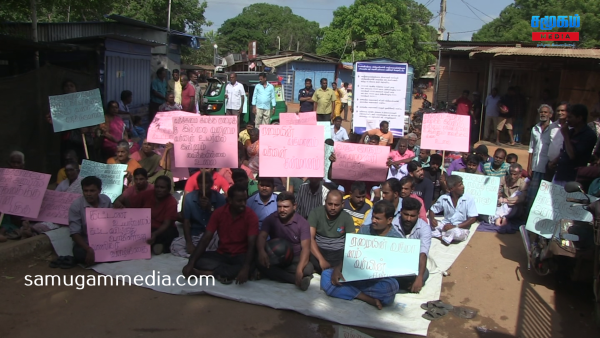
[472,47,600,59]
[262,56,302,67]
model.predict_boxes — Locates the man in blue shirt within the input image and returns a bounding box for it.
[429,175,477,245]
[247,177,277,229]
[150,67,168,122]
[252,72,276,127]
[298,78,315,113]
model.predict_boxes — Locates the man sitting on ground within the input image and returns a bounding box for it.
[308,190,353,273]
[185,168,230,196]
[296,178,330,219]
[247,177,277,229]
[69,176,112,266]
[321,200,400,309]
[424,154,447,203]
[56,150,79,185]
[483,148,509,177]
[363,177,427,225]
[388,138,415,168]
[182,184,258,285]
[257,192,314,291]
[360,121,394,147]
[113,168,154,208]
[506,153,529,179]
[171,173,226,257]
[458,154,484,175]
[391,197,431,293]
[429,175,477,244]
[342,181,373,233]
[407,161,434,211]
[122,176,179,254]
[491,163,527,226]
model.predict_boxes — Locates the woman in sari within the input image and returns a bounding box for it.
[99,101,139,160]
[55,163,83,194]
[246,128,260,175]
[131,139,174,187]
[107,140,142,185]
[332,81,342,121]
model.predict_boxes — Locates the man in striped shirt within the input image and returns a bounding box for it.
[308,190,354,273]
[296,178,330,219]
[342,181,373,233]
[483,148,510,177]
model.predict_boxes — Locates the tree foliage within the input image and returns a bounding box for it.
[1,0,209,36]
[216,3,322,55]
[316,0,437,77]
[472,0,600,48]
[181,30,218,66]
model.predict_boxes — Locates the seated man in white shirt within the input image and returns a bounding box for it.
[428,175,477,245]
[331,116,349,142]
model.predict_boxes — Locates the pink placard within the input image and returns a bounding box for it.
[420,113,470,152]
[27,190,81,225]
[259,125,325,178]
[332,143,389,182]
[172,115,238,168]
[86,208,151,262]
[147,111,193,144]
[279,112,317,125]
[0,169,51,218]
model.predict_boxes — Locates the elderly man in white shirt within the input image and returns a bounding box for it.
[429,175,477,244]
[225,72,245,131]
[546,102,569,181]
[527,104,553,205]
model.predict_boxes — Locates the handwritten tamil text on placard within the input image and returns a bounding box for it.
[86,208,151,262]
[27,190,81,225]
[332,143,388,182]
[0,169,51,218]
[342,233,420,282]
[259,125,325,178]
[453,172,500,216]
[49,89,105,132]
[172,115,238,168]
[420,113,470,152]
[526,180,597,238]
[79,160,127,202]
[147,110,192,144]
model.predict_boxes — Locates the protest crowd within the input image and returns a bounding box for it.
[2,69,600,318]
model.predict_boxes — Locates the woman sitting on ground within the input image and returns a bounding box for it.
[99,101,139,160]
[55,163,83,194]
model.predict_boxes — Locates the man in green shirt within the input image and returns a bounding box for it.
[312,78,335,122]
[308,190,354,273]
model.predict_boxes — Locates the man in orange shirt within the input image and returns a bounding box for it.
[360,121,393,147]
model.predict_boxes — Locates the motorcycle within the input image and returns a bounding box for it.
[520,181,600,322]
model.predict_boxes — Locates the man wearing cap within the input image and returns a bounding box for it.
[474,145,492,173]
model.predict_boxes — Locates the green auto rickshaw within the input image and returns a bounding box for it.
[200,71,287,126]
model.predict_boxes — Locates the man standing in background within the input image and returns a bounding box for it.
[483,88,501,142]
[168,69,182,104]
[298,78,315,113]
[252,72,276,127]
[225,72,245,130]
[312,78,335,122]
[341,82,349,121]
[188,70,202,114]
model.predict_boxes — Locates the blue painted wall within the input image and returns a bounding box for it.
[290,62,337,103]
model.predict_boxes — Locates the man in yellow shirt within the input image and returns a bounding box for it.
[342,181,373,233]
[312,78,335,122]
[238,121,255,146]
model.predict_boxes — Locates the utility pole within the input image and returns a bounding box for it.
[438,0,446,40]
[447,32,450,41]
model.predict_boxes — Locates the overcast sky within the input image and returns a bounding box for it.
[202,0,515,41]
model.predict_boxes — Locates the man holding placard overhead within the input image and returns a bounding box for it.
[321,200,400,309]
[429,175,477,245]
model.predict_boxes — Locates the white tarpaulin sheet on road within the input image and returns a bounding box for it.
[44,222,479,336]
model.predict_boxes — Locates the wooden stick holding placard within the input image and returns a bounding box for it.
[286,177,290,191]
[442,150,446,168]
[81,133,89,159]
[202,170,206,197]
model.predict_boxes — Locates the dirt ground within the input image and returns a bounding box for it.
[1,232,598,338]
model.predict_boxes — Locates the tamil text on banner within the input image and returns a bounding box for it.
[259,125,325,178]
[317,121,332,140]
[172,115,238,168]
[0,169,51,218]
[27,190,81,225]
[352,62,408,137]
[48,89,105,132]
[526,180,597,238]
[342,233,420,282]
[79,160,127,202]
[279,112,317,125]
[453,172,500,216]
[420,113,470,152]
[147,111,192,144]
[86,208,151,262]
[332,143,388,182]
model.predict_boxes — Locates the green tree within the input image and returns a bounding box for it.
[181,30,218,66]
[217,3,322,55]
[317,0,437,77]
[472,0,599,48]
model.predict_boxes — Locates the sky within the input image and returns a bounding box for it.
[201,0,515,41]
